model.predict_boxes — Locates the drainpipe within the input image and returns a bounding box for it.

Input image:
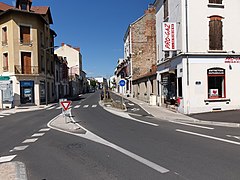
[185,0,190,114]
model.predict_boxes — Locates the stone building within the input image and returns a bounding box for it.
[123,5,157,102]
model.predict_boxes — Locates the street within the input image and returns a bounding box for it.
[0,91,240,180]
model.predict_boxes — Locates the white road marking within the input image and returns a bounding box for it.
[74,105,81,109]
[48,115,169,174]
[31,133,45,137]
[128,103,135,106]
[39,128,50,132]
[226,135,240,140]
[83,105,89,108]
[0,116,4,118]
[0,155,17,163]
[92,105,97,108]
[56,107,62,110]
[22,138,38,144]
[46,106,55,110]
[10,145,29,152]
[0,113,11,116]
[170,121,214,130]
[176,129,240,145]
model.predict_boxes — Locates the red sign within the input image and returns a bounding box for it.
[225,57,240,63]
[162,22,177,51]
[60,101,71,111]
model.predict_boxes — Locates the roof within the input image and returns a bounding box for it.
[0,2,53,24]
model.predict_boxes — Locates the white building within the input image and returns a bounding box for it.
[154,0,240,114]
[55,43,84,96]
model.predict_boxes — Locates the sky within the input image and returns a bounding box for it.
[2,0,154,78]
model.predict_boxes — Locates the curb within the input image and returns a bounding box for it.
[0,161,27,180]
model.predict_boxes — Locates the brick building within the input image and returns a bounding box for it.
[123,5,157,102]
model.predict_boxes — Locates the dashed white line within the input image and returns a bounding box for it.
[176,129,240,145]
[83,105,89,108]
[22,138,38,144]
[0,155,17,163]
[10,145,29,152]
[92,105,97,108]
[0,116,4,118]
[170,121,214,130]
[74,105,81,109]
[39,128,50,132]
[128,103,135,106]
[31,133,45,137]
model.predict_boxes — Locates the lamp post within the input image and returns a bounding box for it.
[44,46,59,106]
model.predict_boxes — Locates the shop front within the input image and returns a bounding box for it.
[20,81,34,104]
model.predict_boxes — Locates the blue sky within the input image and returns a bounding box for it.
[3,0,153,78]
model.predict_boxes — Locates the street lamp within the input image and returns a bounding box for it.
[44,46,59,106]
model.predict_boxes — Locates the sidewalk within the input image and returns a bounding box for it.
[112,92,240,127]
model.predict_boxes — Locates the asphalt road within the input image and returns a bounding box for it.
[0,91,240,179]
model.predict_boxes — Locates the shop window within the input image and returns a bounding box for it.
[207,68,225,98]
[209,16,223,50]
[209,0,222,4]
[3,53,8,71]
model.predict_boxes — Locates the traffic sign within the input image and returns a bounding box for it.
[119,79,126,87]
[60,101,72,111]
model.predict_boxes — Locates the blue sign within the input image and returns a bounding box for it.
[20,81,34,87]
[119,79,125,87]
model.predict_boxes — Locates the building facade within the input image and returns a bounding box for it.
[154,0,240,114]
[0,0,56,107]
[123,5,157,102]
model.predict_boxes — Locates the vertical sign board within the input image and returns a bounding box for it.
[162,22,177,51]
[119,79,126,109]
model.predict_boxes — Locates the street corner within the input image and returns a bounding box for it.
[48,114,86,134]
[0,161,27,180]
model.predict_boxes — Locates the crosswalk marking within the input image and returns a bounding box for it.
[22,138,38,144]
[92,105,97,108]
[31,133,45,137]
[128,103,135,106]
[74,105,81,109]
[0,155,17,163]
[10,145,29,152]
[39,128,50,132]
[83,105,89,108]
[46,106,55,110]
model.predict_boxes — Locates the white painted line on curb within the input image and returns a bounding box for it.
[10,145,29,152]
[0,113,11,116]
[22,138,38,144]
[0,155,17,163]
[31,133,45,137]
[176,129,240,145]
[170,121,214,130]
[48,114,168,174]
[39,128,50,132]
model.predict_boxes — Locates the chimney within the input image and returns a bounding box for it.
[16,0,32,11]
[61,42,65,46]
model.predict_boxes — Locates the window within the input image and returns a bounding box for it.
[209,16,223,50]
[207,68,225,98]
[21,3,27,10]
[163,0,169,20]
[21,52,31,74]
[2,27,7,46]
[20,25,31,45]
[209,0,222,4]
[3,53,8,71]
[178,77,182,97]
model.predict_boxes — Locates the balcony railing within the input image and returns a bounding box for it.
[15,65,39,74]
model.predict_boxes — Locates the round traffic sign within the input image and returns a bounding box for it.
[119,79,125,87]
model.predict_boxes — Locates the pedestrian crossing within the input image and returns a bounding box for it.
[46,104,98,110]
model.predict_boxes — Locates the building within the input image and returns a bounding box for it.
[0,0,56,107]
[154,0,240,114]
[114,58,128,94]
[54,43,85,96]
[123,5,157,102]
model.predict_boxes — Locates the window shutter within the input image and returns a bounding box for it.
[209,16,223,50]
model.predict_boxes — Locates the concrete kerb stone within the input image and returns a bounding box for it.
[0,161,27,180]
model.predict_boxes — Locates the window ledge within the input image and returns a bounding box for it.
[208,3,224,8]
[208,50,226,53]
[204,98,230,102]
